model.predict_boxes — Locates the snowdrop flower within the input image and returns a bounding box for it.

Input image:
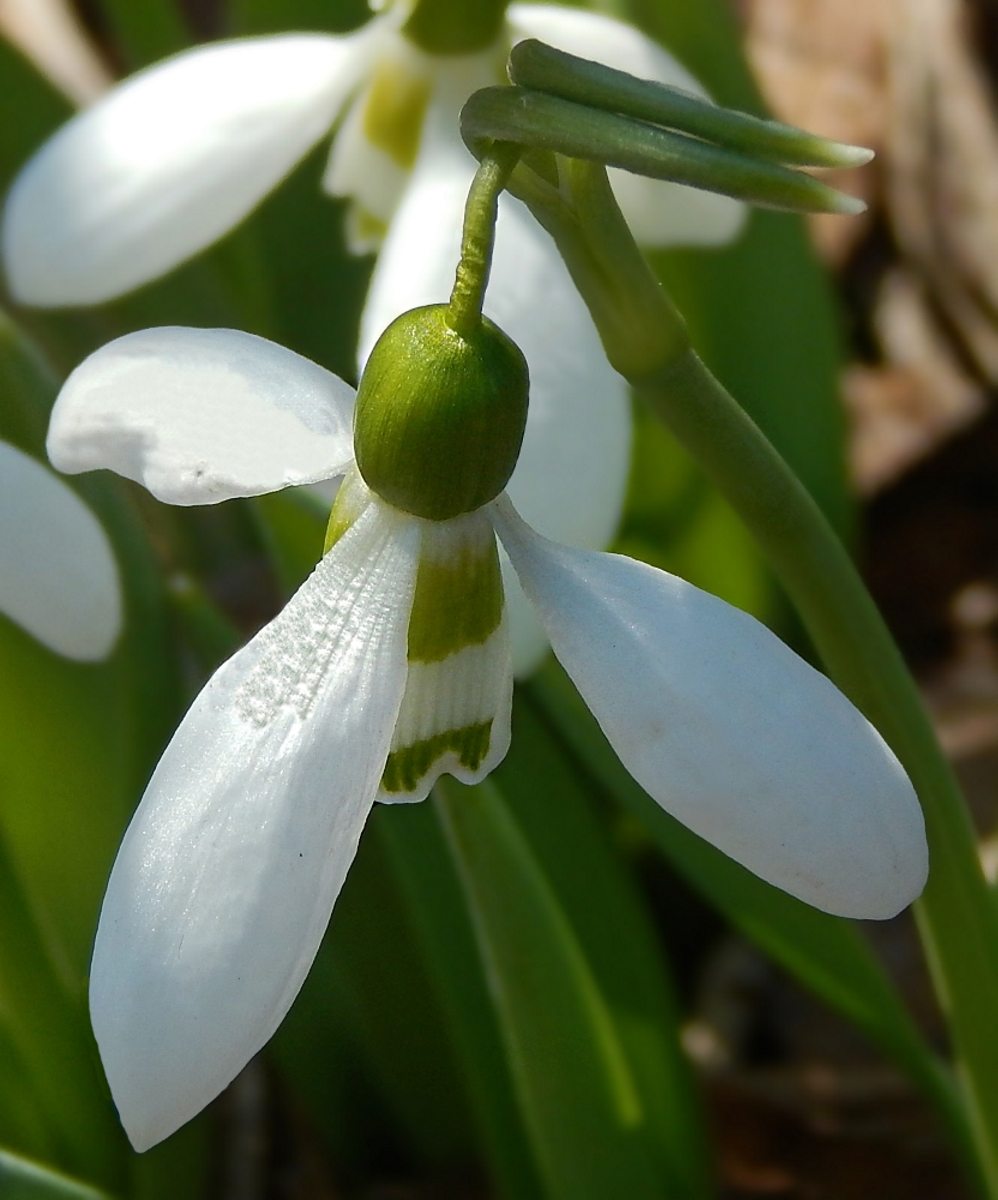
[0,437,120,660]
[3,2,745,672]
[49,317,926,1151]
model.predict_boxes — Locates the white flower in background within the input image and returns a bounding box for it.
[2,2,745,672]
[0,437,120,660]
[50,323,927,1152]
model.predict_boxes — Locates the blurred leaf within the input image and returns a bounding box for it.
[0,1032,55,1167]
[653,212,852,538]
[252,164,371,381]
[226,0,370,36]
[529,660,976,1172]
[98,0,191,69]
[375,803,547,1200]
[0,38,71,198]
[436,775,668,1200]
[0,826,124,1191]
[618,402,774,619]
[273,813,480,1177]
[0,1150,110,1200]
[0,311,181,981]
[496,696,712,1198]
[253,489,328,596]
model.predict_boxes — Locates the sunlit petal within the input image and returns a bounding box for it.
[90,501,419,1151]
[3,32,380,305]
[0,439,120,660]
[361,100,630,674]
[507,3,746,246]
[493,498,928,919]
[48,327,356,505]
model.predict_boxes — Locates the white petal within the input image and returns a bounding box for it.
[493,499,928,920]
[360,103,631,675]
[507,4,746,246]
[48,327,356,505]
[90,501,419,1151]
[0,439,121,660]
[3,32,380,306]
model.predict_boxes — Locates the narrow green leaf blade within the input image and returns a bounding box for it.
[528,661,977,1178]
[0,1149,110,1200]
[497,696,711,1198]
[436,776,666,1200]
[375,802,548,1200]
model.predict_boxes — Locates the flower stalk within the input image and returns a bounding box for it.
[495,147,998,1195]
[448,144,521,337]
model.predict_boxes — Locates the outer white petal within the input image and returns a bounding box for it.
[508,4,746,246]
[0,439,120,660]
[493,499,928,919]
[360,101,630,674]
[90,501,419,1151]
[2,31,381,306]
[48,327,356,505]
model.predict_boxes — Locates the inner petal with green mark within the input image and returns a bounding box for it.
[323,41,434,254]
[380,505,511,802]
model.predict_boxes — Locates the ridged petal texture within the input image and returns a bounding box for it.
[493,498,928,919]
[48,327,357,505]
[360,90,631,675]
[381,503,512,802]
[0,438,121,660]
[508,3,746,246]
[3,32,379,305]
[90,501,419,1151]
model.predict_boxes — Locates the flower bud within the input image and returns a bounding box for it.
[354,305,529,521]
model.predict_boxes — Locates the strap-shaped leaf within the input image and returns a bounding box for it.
[529,661,978,1182]
[98,0,191,69]
[435,774,668,1200]
[495,695,711,1198]
[0,1149,110,1200]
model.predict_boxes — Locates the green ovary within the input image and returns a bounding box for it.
[382,721,494,794]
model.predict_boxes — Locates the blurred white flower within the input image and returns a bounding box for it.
[51,325,927,1152]
[2,2,746,672]
[0,437,120,660]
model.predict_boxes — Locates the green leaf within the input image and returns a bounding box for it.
[529,660,978,1180]
[226,0,370,36]
[275,815,480,1170]
[0,826,124,1191]
[0,311,181,981]
[496,696,712,1198]
[435,775,669,1200]
[0,1149,111,1200]
[98,0,191,69]
[0,37,71,197]
[652,212,852,538]
[374,803,547,1200]
[618,401,774,620]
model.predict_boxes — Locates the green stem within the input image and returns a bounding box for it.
[643,352,998,1193]
[447,144,521,337]
[509,158,998,1195]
